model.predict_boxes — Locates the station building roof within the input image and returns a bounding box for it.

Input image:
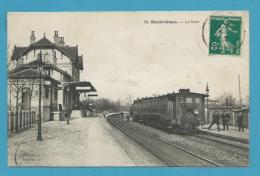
[11,36,83,70]
[9,59,72,80]
[8,68,61,85]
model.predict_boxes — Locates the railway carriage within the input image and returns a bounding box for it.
[131,89,208,133]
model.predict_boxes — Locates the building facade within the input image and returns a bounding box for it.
[8,31,96,125]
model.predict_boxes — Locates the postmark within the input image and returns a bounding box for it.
[209,16,242,55]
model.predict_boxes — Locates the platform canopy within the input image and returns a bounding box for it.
[8,67,61,85]
[63,81,96,93]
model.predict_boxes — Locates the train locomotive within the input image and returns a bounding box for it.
[130,89,208,133]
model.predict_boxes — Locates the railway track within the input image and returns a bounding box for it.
[194,134,249,150]
[185,134,249,160]
[131,120,248,164]
[108,116,223,167]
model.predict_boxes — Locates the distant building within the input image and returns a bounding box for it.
[208,99,220,105]
[8,31,96,122]
[205,99,249,128]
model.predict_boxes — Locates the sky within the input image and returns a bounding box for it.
[8,12,249,104]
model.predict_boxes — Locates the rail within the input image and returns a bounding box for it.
[107,115,223,167]
[193,134,249,151]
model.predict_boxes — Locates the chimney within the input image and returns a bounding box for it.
[54,30,59,44]
[30,31,36,44]
[53,30,65,46]
[54,30,58,37]
[60,37,65,46]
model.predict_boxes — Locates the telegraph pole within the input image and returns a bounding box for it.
[238,74,242,107]
[205,82,209,125]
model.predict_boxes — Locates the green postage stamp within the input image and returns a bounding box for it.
[209,16,242,55]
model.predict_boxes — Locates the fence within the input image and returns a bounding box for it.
[8,110,37,134]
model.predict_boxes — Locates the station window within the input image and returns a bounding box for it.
[186,97,192,103]
[45,87,49,99]
[53,57,57,65]
[55,89,58,100]
[195,98,200,104]
[177,97,183,103]
[44,52,50,63]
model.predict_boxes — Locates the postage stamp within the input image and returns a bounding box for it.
[209,16,242,55]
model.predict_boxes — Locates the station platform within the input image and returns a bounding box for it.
[198,124,249,144]
[8,115,134,166]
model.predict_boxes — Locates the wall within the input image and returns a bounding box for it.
[19,48,74,77]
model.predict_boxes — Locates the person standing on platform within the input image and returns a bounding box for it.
[221,110,229,131]
[224,110,230,131]
[126,114,130,121]
[121,112,124,120]
[221,111,226,130]
[208,110,220,132]
[237,111,244,132]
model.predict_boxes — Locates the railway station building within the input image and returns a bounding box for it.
[8,31,96,127]
[206,99,249,128]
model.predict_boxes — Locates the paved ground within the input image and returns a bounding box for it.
[8,114,162,166]
[199,124,249,140]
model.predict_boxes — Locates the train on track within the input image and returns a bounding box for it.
[130,89,208,133]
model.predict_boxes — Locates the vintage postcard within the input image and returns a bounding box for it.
[7,11,249,167]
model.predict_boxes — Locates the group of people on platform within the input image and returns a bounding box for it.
[207,110,245,132]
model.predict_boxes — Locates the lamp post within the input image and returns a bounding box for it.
[66,86,70,124]
[205,82,209,125]
[83,93,87,116]
[37,51,43,141]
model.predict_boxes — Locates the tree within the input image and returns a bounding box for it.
[27,78,39,111]
[82,97,119,112]
[8,78,27,131]
[7,43,15,111]
[216,92,237,107]
[7,43,15,71]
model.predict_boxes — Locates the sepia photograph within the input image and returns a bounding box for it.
[7,12,249,167]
